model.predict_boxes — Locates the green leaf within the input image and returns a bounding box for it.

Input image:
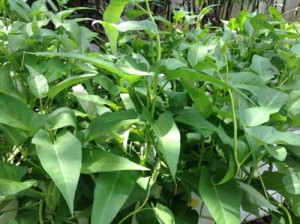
[265,146,287,161]
[187,41,208,67]
[250,55,275,82]
[0,93,44,133]
[246,126,300,146]
[102,0,131,55]
[227,72,266,95]
[47,73,96,99]
[285,90,300,116]
[0,124,28,146]
[100,20,158,35]
[74,94,120,111]
[91,171,136,224]
[154,203,175,224]
[238,107,270,127]
[81,149,149,173]
[0,162,36,198]
[32,130,82,214]
[46,107,76,130]
[85,109,139,143]
[258,88,288,113]
[175,108,218,133]
[0,64,18,96]
[282,173,300,195]
[34,52,139,82]
[199,167,241,224]
[239,182,277,217]
[27,74,49,98]
[154,111,180,179]
[157,58,188,70]
[181,78,213,118]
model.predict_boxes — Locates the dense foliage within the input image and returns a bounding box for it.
[1,0,300,223]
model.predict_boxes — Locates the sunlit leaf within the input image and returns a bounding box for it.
[91,171,136,224]
[188,41,208,67]
[154,112,180,179]
[81,149,149,173]
[282,173,300,195]
[251,55,275,82]
[199,167,241,224]
[32,130,82,213]
[154,203,175,224]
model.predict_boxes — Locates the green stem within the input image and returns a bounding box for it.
[39,200,44,224]
[223,47,240,178]
[118,160,161,224]
[279,203,293,224]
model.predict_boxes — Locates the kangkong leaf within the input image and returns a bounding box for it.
[282,174,300,195]
[27,74,49,98]
[188,41,208,67]
[258,88,288,113]
[46,107,76,130]
[85,109,139,142]
[47,73,96,99]
[285,90,300,116]
[246,126,300,146]
[238,107,270,127]
[154,112,180,179]
[266,146,287,161]
[0,162,36,198]
[32,130,82,214]
[154,203,175,224]
[199,167,241,224]
[0,64,18,96]
[34,52,139,82]
[239,182,277,217]
[251,55,275,82]
[92,171,136,224]
[0,93,43,133]
[0,124,28,146]
[81,149,149,173]
[102,0,131,55]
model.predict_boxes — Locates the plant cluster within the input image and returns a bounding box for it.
[1,0,300,223]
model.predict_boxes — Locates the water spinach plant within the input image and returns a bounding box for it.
[1,0,300,223]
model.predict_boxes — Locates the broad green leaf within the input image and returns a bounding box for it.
[85,109,139,142]
[285,90,300,116]
[250,55,275,82]
[74,94,120,111]
[34,52,139,82]
[282,173,300,195]
[100,20,158,36]
[32,130,82,213]
[263,171,300,216]
[0,93,44,133]
[188,41,208,67]
[258,88,288,113]
[46,107,76,130]
[238,107,270,127]
[0,179,37,197]
[199,167,241,224]
[0,162,36,198]
[102,0,131,55]
[181,78,213,118]
[81,149,149,173]
[157,58,188,70]
[246,126,300,146]
[115,57,154,76]
[27,74,49,98]
[266,146,287,161]
[175,108,218,133]
[47,73,96,98]
[8,0,31,21]
[91,171,136,224]
[0,124,28,146]
[227,72,266,95]
[0,64,18,96]
[239,182,277,217]
[154,111,180,179]
[154,203,175,224]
